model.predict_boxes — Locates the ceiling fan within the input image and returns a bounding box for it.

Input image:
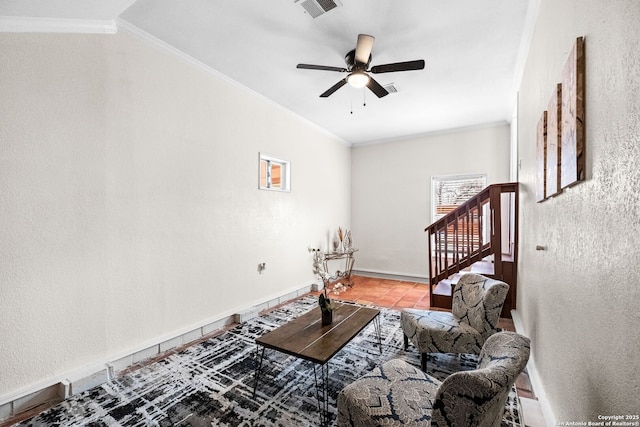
[297,34,425,98]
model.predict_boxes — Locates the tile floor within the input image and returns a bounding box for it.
[331,275,433,310]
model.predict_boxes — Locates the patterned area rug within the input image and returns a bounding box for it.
[17,296,522,426]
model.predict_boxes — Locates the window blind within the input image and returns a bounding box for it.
[432,174,486,221]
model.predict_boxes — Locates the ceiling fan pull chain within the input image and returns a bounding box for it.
[363,88,367,107]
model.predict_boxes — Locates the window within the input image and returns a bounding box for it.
[431,174,487,222]
[259,153,290,192]
[431,174,488,254]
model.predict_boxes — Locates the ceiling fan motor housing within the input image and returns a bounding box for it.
[345,49,371,71]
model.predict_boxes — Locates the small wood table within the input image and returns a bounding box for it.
[253,303,381,425]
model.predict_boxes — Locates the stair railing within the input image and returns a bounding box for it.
[425,182,518,289]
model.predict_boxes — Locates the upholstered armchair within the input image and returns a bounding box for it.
[401,273,509,371]
[337,331,530,427]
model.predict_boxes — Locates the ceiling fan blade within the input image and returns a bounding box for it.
[370,59,425,74]
[320,78,348,97]
[297,63,348,72]
[366,76,389,98]
[355,34,375,64]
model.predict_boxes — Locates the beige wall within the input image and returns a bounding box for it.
[351,124,511,278]
[517,0,640,421]
[0,31,350,401]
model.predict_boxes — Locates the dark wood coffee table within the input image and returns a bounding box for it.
[253,302,381,425]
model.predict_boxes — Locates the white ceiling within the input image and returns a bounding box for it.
[1,0,535,145]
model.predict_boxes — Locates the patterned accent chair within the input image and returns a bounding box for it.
[337,331,530,427]
[401,273,509,371]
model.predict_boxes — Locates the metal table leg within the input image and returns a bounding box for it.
[313,362,330,426]
[373,315,382,354]
[253,346,265,398]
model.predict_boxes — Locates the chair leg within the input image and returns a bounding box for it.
[421,353,427,372]
[403,333,409,350]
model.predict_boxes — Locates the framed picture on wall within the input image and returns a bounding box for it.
[560,37,585,189]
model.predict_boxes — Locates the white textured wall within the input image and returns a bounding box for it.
[517,0,640,420]
[351,124,511,277]
[0,31,350,400]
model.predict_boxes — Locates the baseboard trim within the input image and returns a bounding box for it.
[352,269,430,284]
[511,309,556,427]
[0,282,314,422]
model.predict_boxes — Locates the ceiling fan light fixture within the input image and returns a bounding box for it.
[347,71,369,88]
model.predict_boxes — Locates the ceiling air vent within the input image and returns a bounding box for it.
[383,83,398,94]
[296,0,341,18]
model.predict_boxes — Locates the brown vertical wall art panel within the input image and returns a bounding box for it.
[546,83,562,197]
[535,111,547,202]
[561,37,585,188]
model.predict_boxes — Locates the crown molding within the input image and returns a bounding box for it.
[116,18,349,147]
[351,120,510,147]
[0,16,117,33]
[0,14,347,146]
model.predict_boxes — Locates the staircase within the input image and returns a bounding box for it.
[425,183,519,318]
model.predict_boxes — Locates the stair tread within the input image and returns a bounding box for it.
[451,273,464,283]
[433,281,452,296]
[470,260,494,275]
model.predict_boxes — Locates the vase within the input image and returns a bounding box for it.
[343,230,352,252]
[332,236,340,253]
[321,310,333,325]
